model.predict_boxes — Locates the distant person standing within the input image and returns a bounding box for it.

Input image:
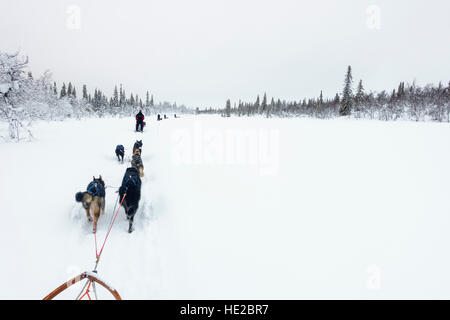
[136,110,145,132]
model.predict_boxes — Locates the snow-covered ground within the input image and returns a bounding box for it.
[1,115,450,299]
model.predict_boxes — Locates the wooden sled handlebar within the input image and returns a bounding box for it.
[43,272,122,300]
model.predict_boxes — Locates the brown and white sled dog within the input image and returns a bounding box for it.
[131,150,144,177]
[75,176,106,231]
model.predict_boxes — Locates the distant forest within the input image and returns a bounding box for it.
[2,51,450,142]
[0,51,189,140]
[203,66,450,123]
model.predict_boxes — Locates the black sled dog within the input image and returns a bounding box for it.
[119,167,142,233]
[75,176,106,232]
[115,145,125,163]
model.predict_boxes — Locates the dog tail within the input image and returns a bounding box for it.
[75,192,85,203]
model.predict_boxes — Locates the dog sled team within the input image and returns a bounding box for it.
[135,110,179,131]
[75,110,181,233]
[157,113,178,121]
[76,140,144,234]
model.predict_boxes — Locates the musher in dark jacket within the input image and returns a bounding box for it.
[136,110,145,132]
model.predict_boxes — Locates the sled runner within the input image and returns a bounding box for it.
[43,271,121,300]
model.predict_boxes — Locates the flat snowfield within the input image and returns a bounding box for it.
[0,115,450,299]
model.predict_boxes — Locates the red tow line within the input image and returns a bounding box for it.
[95,193,127,262]
[79,193,127,300]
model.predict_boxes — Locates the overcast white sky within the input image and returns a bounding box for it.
[1,0,449,108]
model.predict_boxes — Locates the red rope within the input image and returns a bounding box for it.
[94,222,98,258]
[80,194,127,301]
[79,281,93,300]
[94,194,127,262]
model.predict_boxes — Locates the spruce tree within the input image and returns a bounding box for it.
[339,66,353,116]
[397,82,405,98]
[82,85,88,100]
[390,89,396,102]
[276,99,282,113]
[355,80,365,109]
[119,84,124,106]
[261,93,267,113]
[266,97,273,118]
[254,95,260,115]
[334,93,340,104]
[317,91,324,116]
[60,83,67,99]
[113,86,119,107]
[67,82,73,97]
[93,89,98,111]
[226,99,231,117]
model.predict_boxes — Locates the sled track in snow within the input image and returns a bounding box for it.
[65,123,164,299]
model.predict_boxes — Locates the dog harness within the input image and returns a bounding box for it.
[116,145,125,154]
[87,181,105,197]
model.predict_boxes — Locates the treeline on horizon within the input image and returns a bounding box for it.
[0,51,189,122]
[0,51,190,140]
[203,66,450,122]
[2,51,450,142]
[51,80,189,118]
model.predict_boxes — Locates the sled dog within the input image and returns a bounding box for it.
[75,176,106,231]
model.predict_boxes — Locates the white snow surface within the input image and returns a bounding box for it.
[1,115,450,299]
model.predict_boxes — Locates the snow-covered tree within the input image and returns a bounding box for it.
[82,85,88,100]
[354,79,365,112]
[0,51,33,141]
[254,95,260,114]
[261,93,267,114]
[225,99,231,117]
[339,66,353,116]
[60,83,67,99]
[67,82,73,97]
